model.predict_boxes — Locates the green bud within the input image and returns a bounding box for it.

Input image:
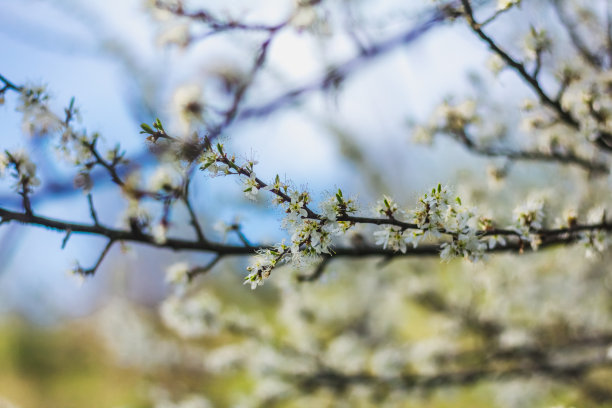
[140,123,154,134]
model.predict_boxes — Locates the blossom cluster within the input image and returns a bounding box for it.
[242,188,358,289]
[374,185,487,262]
[187,135,611,288]
[512,196,545,249]
[16,85,61,138]
[578,207,610,259]
[0,149,40,195]
[412,99,479,145]
[195,141,363,288]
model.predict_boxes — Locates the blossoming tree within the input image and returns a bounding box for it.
[1,0,612,406]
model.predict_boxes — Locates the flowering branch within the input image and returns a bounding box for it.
[550,0,603,69]
[450,128,609,174]
[460,0,612,152]
[0,53,611,288]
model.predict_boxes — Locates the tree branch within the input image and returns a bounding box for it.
[449,129,609,174]
[238,8,450,121]
[460,0,580,130]
[295,356,611,392]
[187,254,223,280]
[551,0,603,69]
[0,205,609,268]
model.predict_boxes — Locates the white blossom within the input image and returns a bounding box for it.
[487,54,505,75]
[152,222,169,245]
[243,173,260,201]
[487,234,507,249]
[433,100,479,132]
[373,195,402,218]
[404,229,425,248]
[411,125,434,144]
[0,152,8,177]
[1,149,41,191]
[291,220,332,255]
[512,197,545,238]
[497,0,521,11]
[21,106,61,138]
[374,226,407,253]
[199,150,229,176]
[578,206,609,259]
[281,190,310,230]
[244,265,267,290]
[320,190,357,221]
[157,21,190,48]
[291,0,318,30]
[213,220,232,242]
[160,293,220,338]
[523,27,552,60]
[149,166,180,192]
[440,231,486,262]
[165,261,190,285]
[320,196,341,221]
[172,83,204,134]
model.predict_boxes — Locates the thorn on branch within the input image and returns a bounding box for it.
[61,229,72,249]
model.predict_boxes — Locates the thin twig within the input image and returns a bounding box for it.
[182,180,207,243]
[80,239,114,276]
[460,0,579,129]
[238,9,449,121]
[0,74,23,92]
[61,229,72,249]
[87,139,125,187]
[297,256,331,282]
[449,129,609,174]
[187,254,223,280]
[230,224,253,248]
[87,193,100,226]
[551,0,602,69]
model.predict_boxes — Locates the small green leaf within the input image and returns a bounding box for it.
[140,123,154,134]
[336,189,344,203]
